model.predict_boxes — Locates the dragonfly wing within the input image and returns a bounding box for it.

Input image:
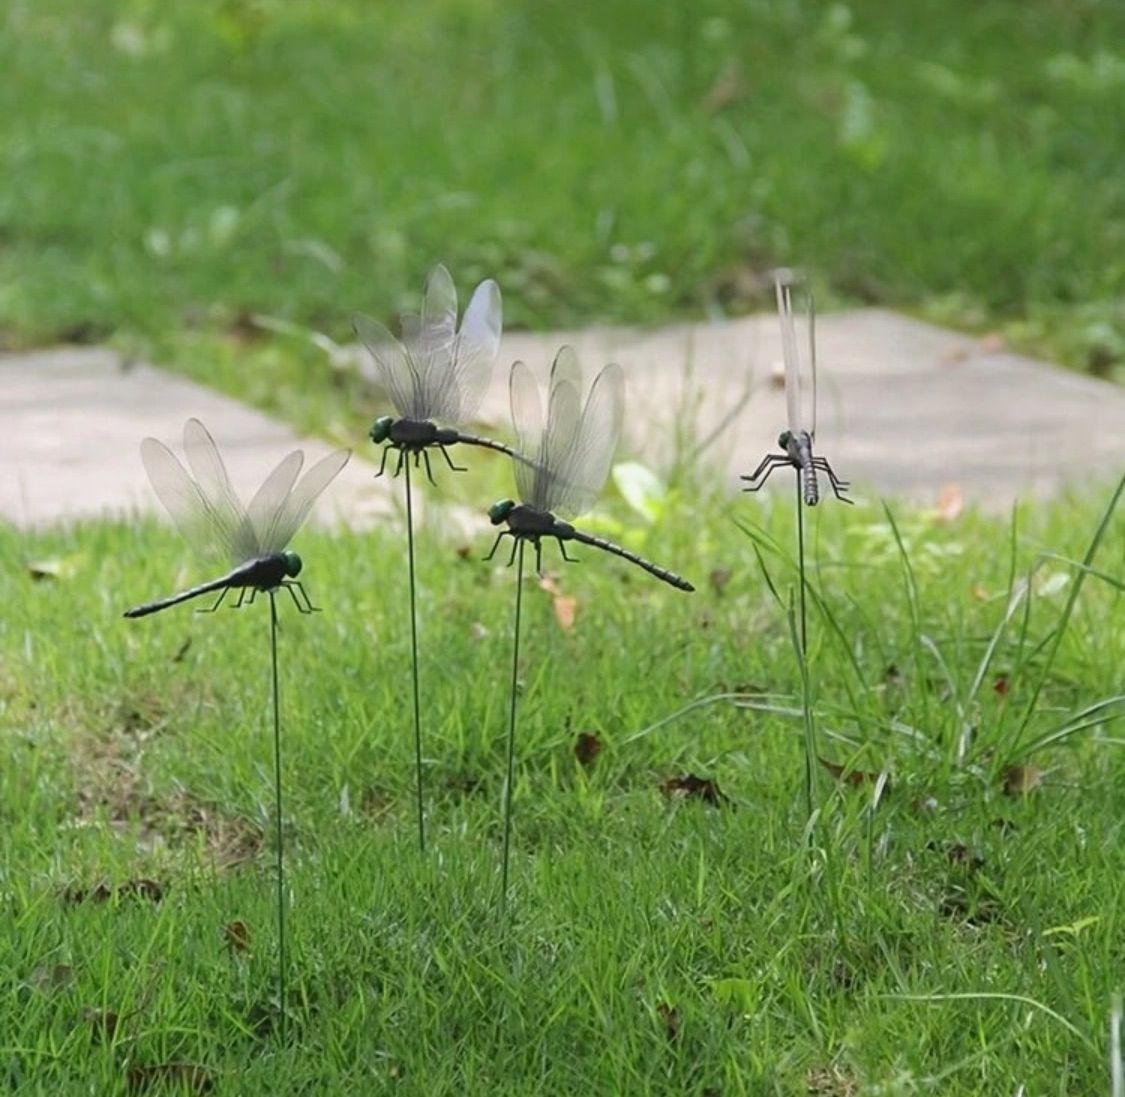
[245,450,304,557]
[539,352,585,515]
[774,271,804,436]
[256,448,351,554]
[412,264,459,421]
[353,313,425,421]
[435,277,501,424]
[509,360,544,507]
[181,419,253,563]
[808,291,818,441]
[549,360,623,518]
[140,436,228,560]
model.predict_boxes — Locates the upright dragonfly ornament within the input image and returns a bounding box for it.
[487,348,694,900]
[740,270,850,817]
[353,265,513,852]
[124,418,350,1042]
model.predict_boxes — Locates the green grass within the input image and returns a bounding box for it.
[2,0,1124,393]
[2,471,1122,1094]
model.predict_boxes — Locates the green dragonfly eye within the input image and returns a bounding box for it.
[283,551,303,578]
[489,499,514,525]
[369,416,393,444]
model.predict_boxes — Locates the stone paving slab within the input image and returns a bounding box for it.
[3,310,1124,530]
[0,347,390,530]
[489,309,1125,510]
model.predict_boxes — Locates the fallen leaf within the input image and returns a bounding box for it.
[992,675,1009,696]
[1001,763,1042,797]
[883,663,904,687]
[818,757,889,793]
[171,638,192,663]
[224,921,250,953]
[700,60,743,113]
[574,732,602,766]
[468,622,489,641]
[805,1063,859,1096]
[940,345,972,366]
[935,483,963,522]
[126,1063,214,1093]
[83,1007,120,1043]
[27,559,63,580]
[972,584,990,601]
[455,544,472,560]
[708,568,732,595]
[63,879,164,905]
[30,963,74,991]
[539,573,578,630]
[979,332,1007,354]
[927,840,985,871]
[662,774,728,806]
[656,1001,681,1043]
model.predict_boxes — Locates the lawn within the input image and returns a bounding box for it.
[2,470,1122,1094]
[2,0,1124,404]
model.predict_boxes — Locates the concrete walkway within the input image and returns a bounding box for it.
[2,310,1123,529]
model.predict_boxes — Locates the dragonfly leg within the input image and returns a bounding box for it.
[811,458,854,503]
[740,454,789,491]
[508,536,521,568]
[419,449,438,487]
[374,445,391,479]
[197,587,229,614]
[437,445,467,474]
[285,580,318,613]
[556,537,577,564]
[241,587,256,608]
[483,529,508,562]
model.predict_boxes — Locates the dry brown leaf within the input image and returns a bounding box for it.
[662,774,728,806]
[656,1001,681,1043]
[63,879,164,905]
[972,584,990,601]
[979,332,1007,354]
[708,568,732,595]
[83,1007,120,1043]
[30,963,74,991]
[818,757,888,792]
[126,1063,214,1093]
[992,675,1010,696]
[1001,763,1042,797]
[574,732,602,766]
[935,483,963,522]
[224,920,250,953]
[551,594,578,631]
[700,61,743,113]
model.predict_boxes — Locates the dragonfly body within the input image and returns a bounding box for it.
[124,419,349,620]
[487,501,694,592]
[124,552,313,618]
[487,349,694,594]
[370,415,516,481]
[741,271,851,506]
[356,267,509,485]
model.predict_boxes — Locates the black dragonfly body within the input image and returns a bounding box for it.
[486,347,694,592]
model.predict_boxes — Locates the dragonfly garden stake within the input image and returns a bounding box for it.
[353,265,512,854]
[124,418,350,1043]
[487,347,694,900]
[740,270,851,817]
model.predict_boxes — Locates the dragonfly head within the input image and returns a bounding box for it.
[282,551,303,579]
[489,499,515,526]
[778,430,792,451]
[369,416,394,445]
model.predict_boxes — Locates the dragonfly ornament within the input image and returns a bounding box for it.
[124,419,349,618]
[487,347,694,592]
[353,264,515,484]
[740,270,851,506]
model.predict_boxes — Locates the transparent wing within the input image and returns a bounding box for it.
[245,450,304,558]
[538,374,583,513]
[427,277,501,424]
[181,419,252,561]
[546,361,624,518]
[509,360,544,506]
[256,448,351,554]
[353,313,425,420]
[140,436,231,562]
[774,271,804,436]
[808,291,818,441]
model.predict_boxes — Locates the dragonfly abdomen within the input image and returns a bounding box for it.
[570,530,694,592]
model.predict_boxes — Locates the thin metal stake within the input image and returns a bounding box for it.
[268,590,287,1043]
[795,474,817,818]
[500,539,526,902]
[403,458,426,852]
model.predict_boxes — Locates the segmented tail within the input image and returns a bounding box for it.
[571,531,694,592]
[124,575,231,618]
[801,461,820,506]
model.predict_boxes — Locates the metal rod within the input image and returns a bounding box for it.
[501,539,526,902]
[403,459,426,853]
[268,590,287,1043]
[795,473,817,818]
